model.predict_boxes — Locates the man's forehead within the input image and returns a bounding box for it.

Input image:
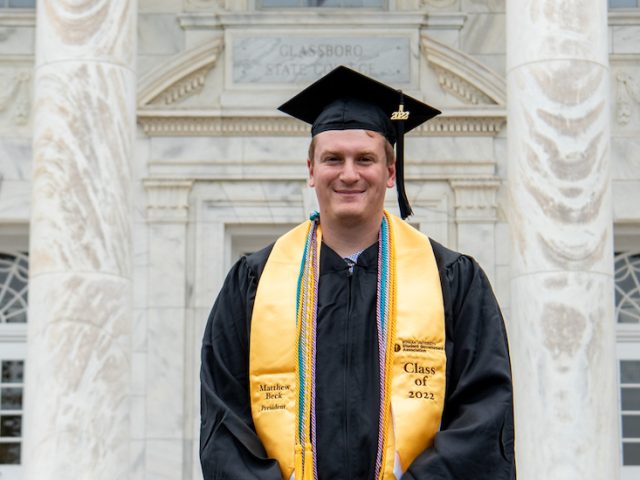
[314,129,386,150]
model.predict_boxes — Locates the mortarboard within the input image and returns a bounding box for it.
[278,65,441,219]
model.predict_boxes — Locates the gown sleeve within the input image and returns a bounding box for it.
[200,255,283,480]
[402,252,516,480]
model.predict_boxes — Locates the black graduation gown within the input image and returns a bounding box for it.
[200,239,516,480]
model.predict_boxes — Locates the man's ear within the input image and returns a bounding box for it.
[307,158,315,187]
[387,162,396,188]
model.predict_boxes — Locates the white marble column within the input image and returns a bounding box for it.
[24,2,137,479]
[507,1,619,479]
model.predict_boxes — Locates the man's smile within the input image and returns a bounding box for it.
[335,188,365,194]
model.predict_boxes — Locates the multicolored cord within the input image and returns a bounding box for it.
[375,210,397,479]
[295,211,395,480]
[296,212,321,480]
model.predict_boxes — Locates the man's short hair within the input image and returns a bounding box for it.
[307,131,396,166]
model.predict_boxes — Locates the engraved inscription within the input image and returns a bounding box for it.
[233,36,410,84]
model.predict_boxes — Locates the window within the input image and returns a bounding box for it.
[620,346,640,480]
[616,238,640,479]
[621,360,640,466]
[0,359,23,465]
[0,233,27,479]
[0,343,25,480]
[0,0,35,7]
[226,224,293,270]
[259,0,385,8]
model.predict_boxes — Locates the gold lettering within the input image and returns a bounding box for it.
[259,383,291,392]
[391,111,410,121]
[403,362,437,376]
[391,104,410,121]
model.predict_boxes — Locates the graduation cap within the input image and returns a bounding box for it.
[278,65,441,219]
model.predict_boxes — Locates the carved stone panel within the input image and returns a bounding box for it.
[231,34,412,85]
[0,69,31,128]
[614,69,640,131]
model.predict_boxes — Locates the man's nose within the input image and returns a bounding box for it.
[340,160,359,182]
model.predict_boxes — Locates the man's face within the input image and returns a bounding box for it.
[307,129,396,226]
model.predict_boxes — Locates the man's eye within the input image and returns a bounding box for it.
[359,157,374,164]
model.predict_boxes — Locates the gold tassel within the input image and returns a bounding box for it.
[303,443,314,480]
[294,444,303,480]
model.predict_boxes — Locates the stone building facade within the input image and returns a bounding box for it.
[0,1,638,479]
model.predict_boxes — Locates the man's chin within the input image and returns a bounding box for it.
[328,208,368,225]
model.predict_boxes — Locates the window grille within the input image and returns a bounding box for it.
[0,253,28,324]
[615,252,640,325]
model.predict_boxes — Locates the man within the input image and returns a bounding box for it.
[200,66,515,479]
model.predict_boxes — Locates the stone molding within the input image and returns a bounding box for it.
[178,11,466,29]
[138,108,505,137]
[0,324,27,343]
[184,0,228,11]
[143,179,194,223]
[431,66,494,105]
[178,2,470,17]
[0,10,36,27]
[420,12,467,30]
[420,0,457,8]
[138,39,224,107]
[449,177,500,223]
[608,10,640,26]
[617,325,640,343]
[422,35,506,106]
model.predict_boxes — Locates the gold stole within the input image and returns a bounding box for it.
[249,214,446,479]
